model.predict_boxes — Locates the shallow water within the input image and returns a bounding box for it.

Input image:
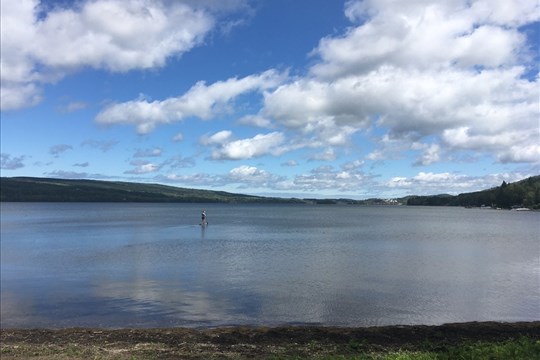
[1,202,539,328]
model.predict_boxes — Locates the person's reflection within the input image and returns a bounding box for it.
[201,224,206,239]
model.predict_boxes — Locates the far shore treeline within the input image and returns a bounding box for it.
[406,175,540,209]
[1,176,539,209]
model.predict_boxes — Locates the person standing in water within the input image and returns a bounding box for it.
[201,210,207,225]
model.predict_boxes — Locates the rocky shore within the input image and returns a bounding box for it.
[2,321,539,359]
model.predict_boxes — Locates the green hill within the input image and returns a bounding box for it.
[0,177,377,204]
[0,177,298,203]
[407,175,540,209]
[2,176,539,207]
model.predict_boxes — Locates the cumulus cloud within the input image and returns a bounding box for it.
[125,160,162,174]
[201,130,233,145]
[163,162,370,194]
[161,164,535,198]
[289,165,370,193]
[1,153,25,170]
[497,145,540,164]
[313,1,533,78]
[343,159,364,170]
[386,171,535,195]
[263,79,363,144]
[1,0,215,110]
[208,131,286,160]
[237,115,274,128]
[96,70,286,133]
[412,143,442,166]
[309,148,337,162]
[227,165,284,187]
[257,0,539,165]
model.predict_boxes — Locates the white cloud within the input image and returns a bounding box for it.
[310,148,337,162]
[386,176,412,188]
[224,162,372,194]
[414,172,460,183]
[317,0,537,78]
[201,130,233,145]
[125,161,161,174]
[365,134,411,162]
[163,164,284,189]
[237,115,274,128]
[257,0,539,165]
[173,163,372,194]
[96,70,286,133]
[497,145,540,164]
[228,165,281,185]
[263,79,364,144]
[343,159,364,170]
[264,66,538,162]
[1,83,42,110]
[1,0,215,110]
[386,171,536,195]
[211,132,286,160]
[413,143,441,166]
[290,165,369,193]
[365,150,386,162]
[172,133,184,142]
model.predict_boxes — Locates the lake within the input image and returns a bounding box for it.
[1,202,539,328]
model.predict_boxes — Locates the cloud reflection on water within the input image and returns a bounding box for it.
[1,203,538,328]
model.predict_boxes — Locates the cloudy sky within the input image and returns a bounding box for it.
[1,0,539,198]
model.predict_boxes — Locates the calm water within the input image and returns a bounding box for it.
[1,202,539,328]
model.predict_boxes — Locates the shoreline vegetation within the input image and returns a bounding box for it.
[1,175,539,209]
[1,322,539,359]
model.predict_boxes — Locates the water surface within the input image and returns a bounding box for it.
[1,203,538,328]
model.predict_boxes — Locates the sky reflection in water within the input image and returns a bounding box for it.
[1,203,539,328]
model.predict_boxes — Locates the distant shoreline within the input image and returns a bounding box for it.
[1,321,539,359]
[2,175,539,209]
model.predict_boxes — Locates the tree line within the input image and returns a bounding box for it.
[407,176,540,209]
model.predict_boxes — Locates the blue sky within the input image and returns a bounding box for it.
[1,0,539,199]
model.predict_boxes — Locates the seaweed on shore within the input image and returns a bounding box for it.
[1,321,539,359]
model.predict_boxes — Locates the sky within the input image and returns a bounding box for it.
[1,0,539,199]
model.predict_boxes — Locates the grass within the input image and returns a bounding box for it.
[1,328,539,359]
[270,337,540,360]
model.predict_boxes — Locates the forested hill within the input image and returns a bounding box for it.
[0,177,301,203]
[1,176,539,207]
[407,176,540,209]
